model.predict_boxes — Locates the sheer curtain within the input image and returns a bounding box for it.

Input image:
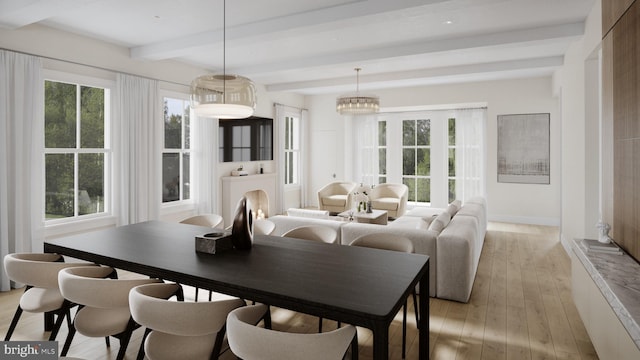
[453,108,487,201]
[274,104,286,214]
[0,51,44,291]
[191,115,218,214]
[114,74,161,225]
[350,115,379,186]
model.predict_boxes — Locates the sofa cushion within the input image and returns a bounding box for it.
[322,194,347,206]
[428,212,451,233]
[287,208,330,219]
[371,198,400,211]
[388,216,430,230]
[446,200,462,217]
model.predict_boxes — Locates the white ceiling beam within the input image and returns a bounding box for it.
[130,0,448,60]
[0,0,100,29]
[265,56,564,93]
[239,22,583,76]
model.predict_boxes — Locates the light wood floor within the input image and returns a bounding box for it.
[0,222,598,359]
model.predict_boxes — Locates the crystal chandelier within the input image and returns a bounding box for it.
[190,0,256,119]
[336,68,379,115]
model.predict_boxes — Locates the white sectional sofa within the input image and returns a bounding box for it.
[267,196,487,303]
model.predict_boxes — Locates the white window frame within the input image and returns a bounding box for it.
[284,113,301,187]
[160,91,193,208]
[43,70,114,228]
[379,111,452,208]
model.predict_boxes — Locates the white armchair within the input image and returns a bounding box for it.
[368,183,409,218]
[317,181,357,213]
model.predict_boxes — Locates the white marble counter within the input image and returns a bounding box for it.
[572,239,640,349]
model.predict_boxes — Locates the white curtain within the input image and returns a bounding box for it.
[0,51,44,291]
[114,74,161,225]
[350,115,379,186]
[192,115,218,214]
[453,108,487,202]
[300,109,309,207]
[274,104,286,214]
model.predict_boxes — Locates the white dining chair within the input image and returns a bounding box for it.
[282,225,338,244]
[350,233,418,359]
[58,266,162,360]
[227,304,357,360]
[180,214,225,229]
[180,213,226,301]
[253,218,276,236]
[3,253,91,341]
[129,282,246,360]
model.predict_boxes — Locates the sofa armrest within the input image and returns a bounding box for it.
[436,215,479,303]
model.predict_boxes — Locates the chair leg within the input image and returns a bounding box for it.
[137,328,152,360]
[114,318,138,360]
[210,327,226,360]
[48,311,65,341]
[60,324,76,356]
[412,290,419,324]
[4,305,23,341]
[350,332,359,360]
[195,287,199,301]
[318,317,323,332]
[402,299,408,359]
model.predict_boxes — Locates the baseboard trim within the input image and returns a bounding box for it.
[488,214,561,226]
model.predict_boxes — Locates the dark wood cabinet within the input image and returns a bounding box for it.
[603,0,635,35]
[605,0,640,261]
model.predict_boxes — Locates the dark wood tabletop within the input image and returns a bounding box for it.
[44,220,429,360]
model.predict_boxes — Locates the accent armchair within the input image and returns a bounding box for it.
[317,181,358,214]
[368,183,409,218]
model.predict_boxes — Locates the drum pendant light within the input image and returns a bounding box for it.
[336,68,379,115]
[190,0,256,119]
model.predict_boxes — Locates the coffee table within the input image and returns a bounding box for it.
[338,209,388,225]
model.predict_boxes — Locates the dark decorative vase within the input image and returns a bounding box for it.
[231,196,254,250]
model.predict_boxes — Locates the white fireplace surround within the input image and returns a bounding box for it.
[221,173,277,227]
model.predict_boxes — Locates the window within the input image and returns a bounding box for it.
[44,79,110,220]
[378,112,460,207]
[162,97,190,203]
[448,118,457,203]
[284,115,300,185]
[402,119,431,203]
[378,121,387,184]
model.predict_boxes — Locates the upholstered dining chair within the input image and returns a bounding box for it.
[180,213,226,301]
[3,253,91,341]
[350,233,418,359]
[58,266,162,360]
[281,224,339,332]
[129,282,246,360]
[227,304,358,360]
[281,225,339,244]
[180,214,225,229]
[253,218,276,236]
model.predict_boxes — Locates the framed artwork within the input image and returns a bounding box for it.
[497,113,550,184]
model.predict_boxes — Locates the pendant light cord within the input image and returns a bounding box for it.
[355,67,361,94]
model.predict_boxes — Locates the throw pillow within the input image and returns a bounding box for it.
[428,212,451,233]
[446,199,462,217]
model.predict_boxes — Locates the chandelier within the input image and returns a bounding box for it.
[190,0,256,119]
[336,68,379,115]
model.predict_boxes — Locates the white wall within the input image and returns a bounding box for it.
[0,23,304,230]
[305,77,561,225]
[553,0,602,247]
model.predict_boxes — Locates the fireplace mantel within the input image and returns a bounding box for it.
[221,173,277,227]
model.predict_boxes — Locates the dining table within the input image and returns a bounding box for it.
[44,220,430,360]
